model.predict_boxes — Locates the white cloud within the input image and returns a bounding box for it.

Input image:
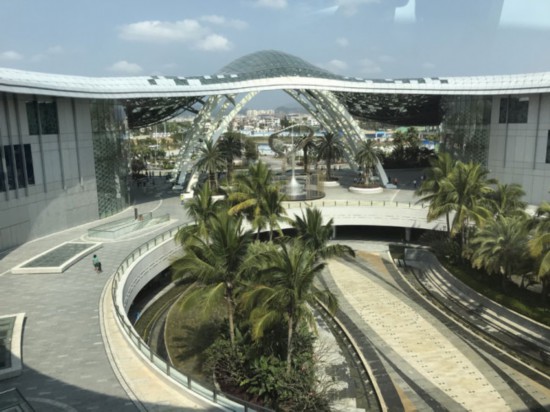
[196,34,232,51]
[119,20,207,43]
[119,19,233,52]
[325,59,348,72]
[0,50,23,61]
[254,0,287,9]
[108,60,143,74]
[336,37,349,47]
[422,62,436,70]
[200,15,248,30]
[359,58,382,75]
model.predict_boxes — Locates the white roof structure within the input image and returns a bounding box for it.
[1,50,550,99]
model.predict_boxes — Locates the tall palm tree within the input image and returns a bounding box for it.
[487,183,527,217]
[448,161,495,244]
[242,240,337,373]
[528,201,550,300]
[470,214,532,290]
[193,139,225,191]
[316,132,344,180]
[172,212,254,348]
[218,132,243,183]
[434,161,495,247]
[175,182,224,244]
[257,185,289,240]
[299,135,316,174]
[354,139,380,184]
[291,207,355,260]
[228,161,283,237]
[416,152,457,236]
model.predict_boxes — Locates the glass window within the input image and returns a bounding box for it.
[0,147,5,192]
[26,101,59,135]
[499,97,528,124]
[24,144,34,185]
[1,144,34,191]
[26,102,39,135]
[4,145,16,190]
[40,102,59,134]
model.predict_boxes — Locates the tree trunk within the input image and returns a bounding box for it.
[542,277,549,304]
[226,290,235,349]
[209,172,216,192]
[303,145,309,174]
[446,212,451,238]
[286,315,294,374]
[227,160,234,183]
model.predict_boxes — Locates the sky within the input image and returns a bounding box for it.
[1,0,550,108]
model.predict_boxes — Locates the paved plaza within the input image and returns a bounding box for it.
[0,172,549,411]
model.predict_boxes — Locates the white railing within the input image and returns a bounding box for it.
[110,224,271,412]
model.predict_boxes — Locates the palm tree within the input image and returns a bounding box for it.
[316,132,344,180]
[441,161,496,246]
[172,212,254,348]
[242,240,337,373]
[175,182,224,243]
[228,161,283,238]
[416,152,457,236]
[470,214,532,290]
[528,201,550,300]
[299,135,316,174]
[486,183,527,217]
[427,161,495,248]
[291,207,355,260]
[354,139,380,185]
[218,132,243,183]
[257,185,289,241]
[193,139,225,191]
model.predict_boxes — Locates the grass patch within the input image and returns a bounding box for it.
[134,283,189,342]
[438,257,550,326]
[164,292,225,383]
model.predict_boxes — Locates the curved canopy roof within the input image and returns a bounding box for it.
[1,50,550,99]
[1,49,549,127]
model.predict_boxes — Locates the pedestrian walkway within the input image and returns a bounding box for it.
[322,246,550,411]
[0,189,217,411]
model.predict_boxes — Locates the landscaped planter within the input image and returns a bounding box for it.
[348,185,383,194]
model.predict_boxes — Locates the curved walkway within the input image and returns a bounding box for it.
[321,243,550,411]
[0,183,217,411]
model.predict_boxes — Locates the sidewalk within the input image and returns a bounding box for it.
[0,185,215,411]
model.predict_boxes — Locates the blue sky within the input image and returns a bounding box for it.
[1,0,549,107]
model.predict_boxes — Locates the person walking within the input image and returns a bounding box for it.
[92,254,102,273]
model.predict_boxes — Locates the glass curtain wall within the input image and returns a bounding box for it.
[440,95,492,166]
[91,100,129,218]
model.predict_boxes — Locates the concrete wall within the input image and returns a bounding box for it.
[488,93,550,205]
[0,94,99,251]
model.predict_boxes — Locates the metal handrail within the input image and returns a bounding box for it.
[110,223,271,412]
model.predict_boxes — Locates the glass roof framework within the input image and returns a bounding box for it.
[122,96,204,129]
